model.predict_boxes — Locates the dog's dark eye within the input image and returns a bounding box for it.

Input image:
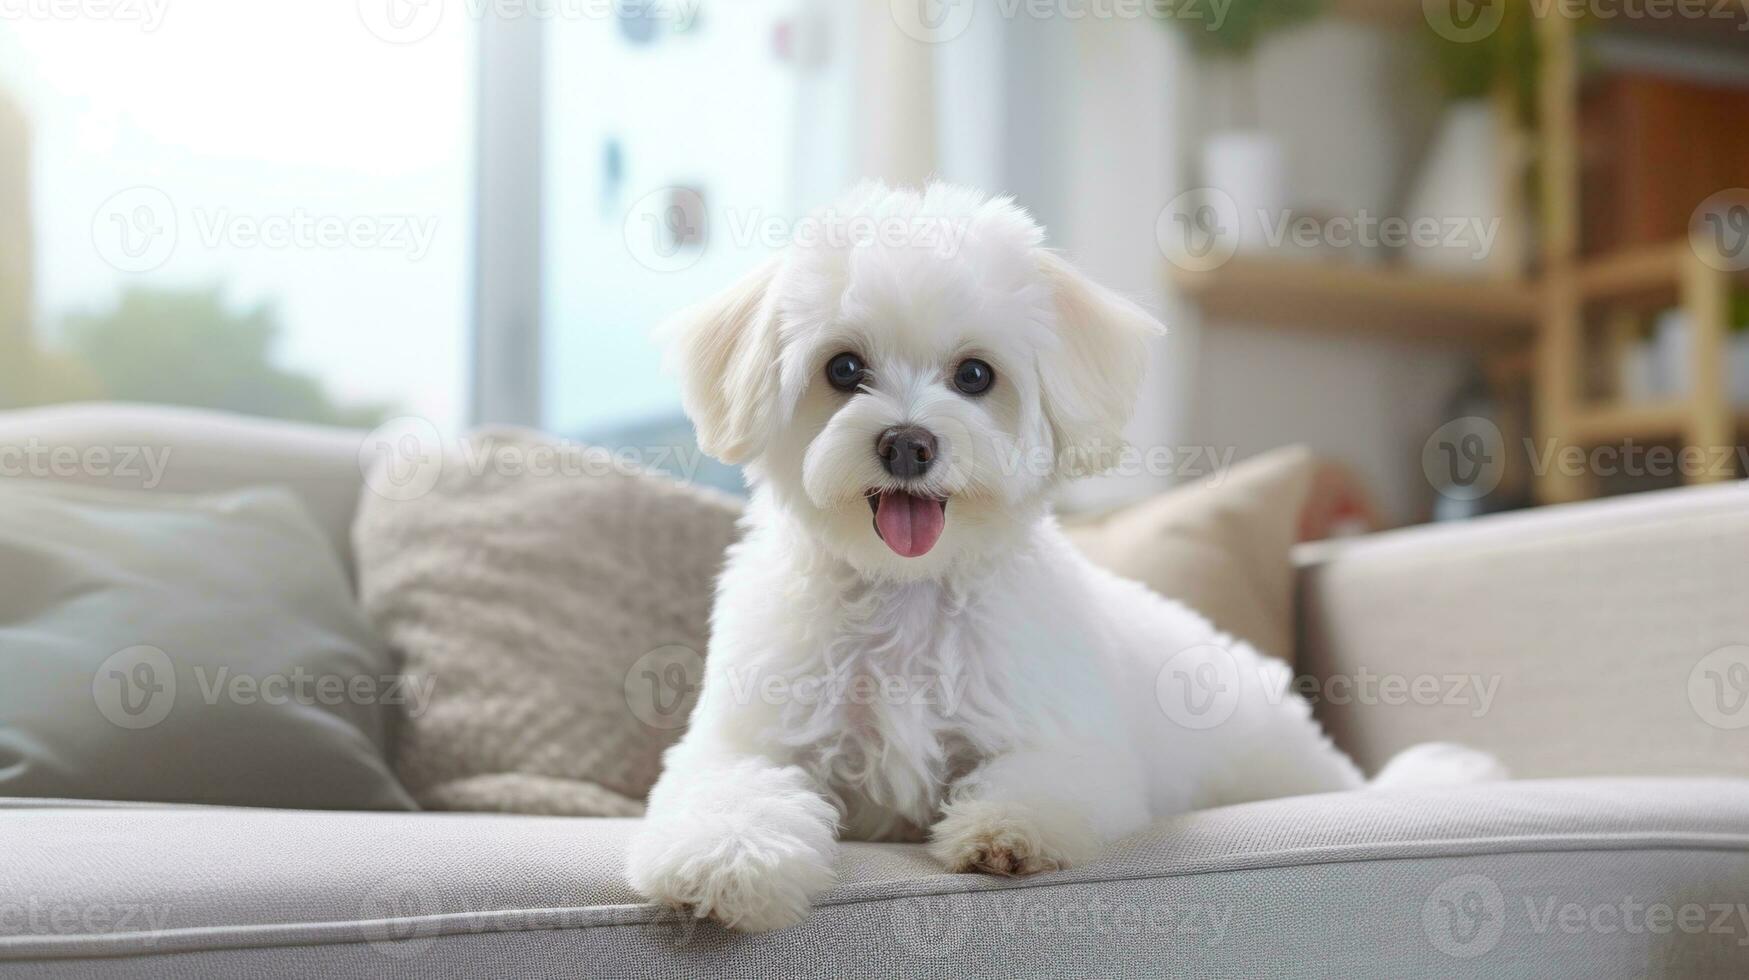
[952,358,994,396]
[825,352,866,392]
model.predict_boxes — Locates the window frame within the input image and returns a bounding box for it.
[471,12,545,427]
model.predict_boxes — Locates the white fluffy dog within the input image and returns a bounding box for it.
[627,183,1503,932]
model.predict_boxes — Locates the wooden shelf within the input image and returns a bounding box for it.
[1569,402,1749,444]
[1170,257,1540,343]
[1569,401,1691,442]
[1575,242,1687,305]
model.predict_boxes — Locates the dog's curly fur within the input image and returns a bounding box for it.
[626,183,1504,932]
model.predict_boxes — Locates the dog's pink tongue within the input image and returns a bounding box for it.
[874,492,945,558]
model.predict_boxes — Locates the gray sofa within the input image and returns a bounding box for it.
[3,404,1748,979]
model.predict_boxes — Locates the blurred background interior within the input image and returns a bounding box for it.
[2,0,1747,525]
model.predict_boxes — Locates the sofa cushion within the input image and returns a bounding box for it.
[1063,445,1339,660]
[353,428,742,817]
[0,481,413,811]
[2,778,1746,978]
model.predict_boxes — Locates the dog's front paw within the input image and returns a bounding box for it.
[927,799,1099,877]
[627,814,835,933]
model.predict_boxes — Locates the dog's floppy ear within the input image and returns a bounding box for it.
[1034,250,1165,476]
[662,257,784,465]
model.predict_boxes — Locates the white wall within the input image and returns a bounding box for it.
[1185,325,1471,523]
[1172,23,1463,526]
[935,13,1184,512]
[1054,18,1185,511]
[1063,19,1462,525]
[925,12,1466,524]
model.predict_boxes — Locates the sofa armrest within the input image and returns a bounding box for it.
[1295,482,1749,780]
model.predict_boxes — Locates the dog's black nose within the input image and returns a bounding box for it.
[877,426,937,478]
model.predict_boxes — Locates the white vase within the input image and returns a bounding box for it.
[1402,99,1525,277]
[1254,22,1433,226]
[1654,309,1691,397]
[1650,310,1749,405]
[1619,339,1661,403]
[1200,130,1284,254]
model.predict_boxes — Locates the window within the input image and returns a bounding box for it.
[0,3,472,427]
[541,1,818,439]
[464,0,852,491]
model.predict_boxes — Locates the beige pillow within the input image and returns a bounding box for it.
[354,429,740,816]
[1063,446,1334,661]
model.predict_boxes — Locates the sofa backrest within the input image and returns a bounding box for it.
[0,402,371,570]
[1295,481,1749,780]
[8,402,1748,781]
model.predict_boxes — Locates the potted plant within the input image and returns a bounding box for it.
[1402,3,1539,276]
[1168,0,1321,253]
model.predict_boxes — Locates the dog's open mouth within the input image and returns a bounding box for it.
[867,491,947,558]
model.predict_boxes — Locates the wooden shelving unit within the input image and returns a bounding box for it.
[1172,6,1749,504]
[1532,12,1746,500]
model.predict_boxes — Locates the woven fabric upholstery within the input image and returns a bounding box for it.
[4,778,1747,978]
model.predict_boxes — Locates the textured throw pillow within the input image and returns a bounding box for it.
[1063,445,1339,661]
[353,429,741,816]
[0,482,413,810]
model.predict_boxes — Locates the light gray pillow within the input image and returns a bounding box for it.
[354,428,741,816]
[0,482,413,810]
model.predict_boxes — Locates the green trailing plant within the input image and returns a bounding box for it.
[1426,0,1540,121]
[1162,0,1324,128]
[1169,0,1323,59]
